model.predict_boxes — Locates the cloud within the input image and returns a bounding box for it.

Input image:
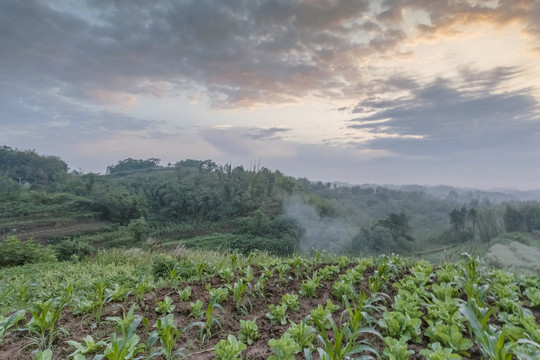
[2,0,538,110]
[349,65,540,157]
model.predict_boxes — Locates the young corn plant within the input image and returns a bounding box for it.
[238,318,260,345]
[151,314,185,360]
[106,283,130,302]
[460,303,540,360]
[132,277,155,307]
[0,309,26,346]
[155,296,176,314]
[214,334,246,360]
[26,298,68,350]
[106,304,140,337]
[310,314,380,360]
[101,318,145,360]
[227,279,251,315]
[177,286,191,301]
[92,279,109,326]
[189,300,224,344]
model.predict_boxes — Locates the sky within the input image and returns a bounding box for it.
[1,0,540,190]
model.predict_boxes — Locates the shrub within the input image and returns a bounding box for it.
[0,236,56,267]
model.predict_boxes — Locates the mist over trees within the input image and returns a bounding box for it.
[2,146,540,260]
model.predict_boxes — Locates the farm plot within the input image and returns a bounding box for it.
[1,250,540,359]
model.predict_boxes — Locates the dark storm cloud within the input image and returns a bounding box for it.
[349,66,540,156]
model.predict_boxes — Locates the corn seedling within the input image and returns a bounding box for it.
[189,300,224,343]
[0,309,26,345]
[152,314,185,360]
[26,298,68,350]
[227,279,251,314]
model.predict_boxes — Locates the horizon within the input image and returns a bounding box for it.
[1,1,539,191]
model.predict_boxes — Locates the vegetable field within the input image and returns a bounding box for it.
[1,248,539,359]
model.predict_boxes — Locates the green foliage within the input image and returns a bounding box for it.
[266,304,289,325]
[214,334,246,360]
[377,311,422,343]
[155,296,176,314]
[300,271,322,297]
[27,298,68,350]
[0,236,56,268]
[0,309,26,345]
[281,293,300,311]
[268,332,301,360]
[285,321,317,351]
[382,337,414,360]
[419,342,462,360]
[208,286,229,304]
[177,286,192,302]
[66,335,107,357]
[189,300,204,318]
[238,318,260,345]
[152,314,184,360]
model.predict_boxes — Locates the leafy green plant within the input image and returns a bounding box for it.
[419,342,462,360]
[214,334,246,360]
[238,318,260,345]
[377,310,422,343]
[299,271,322,298]
[152,314,184,360]
[268,332,301,360]
[332,280,356,300]
[132,276,154,306]
[266,304,289,325]
[218,267,235,282]
[177,286,191,301]
[208,286,229,304]
[319,265,339,281]
[189,300,204,318]
[382,336,414,360]
[0,309,25,345]
[106,283,130,302]
[285,320,316,351]
[424,321,473,355]
[524,288,540,307]
[155,296,176,314]
[255,274,267,298]
[66,335,107,358]
[281,293,299,311]
[308,300,339,330]
[34,348,53,360]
